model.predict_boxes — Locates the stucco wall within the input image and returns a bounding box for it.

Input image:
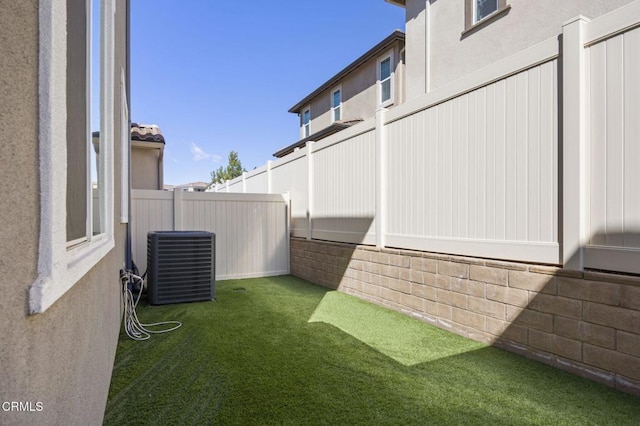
[131,145,162,189]
[404,0,633,92]
[0,1,127,424]
[305,40,404,136]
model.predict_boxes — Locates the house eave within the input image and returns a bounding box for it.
[273,120,363,158]
[385,0,406,7]
[131,140,165,150]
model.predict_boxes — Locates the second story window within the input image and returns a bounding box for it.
[465,0,508,31]
[331,87,342,122]
[474,0,498,23]
[302,107,310,138]
[378,51,394,107]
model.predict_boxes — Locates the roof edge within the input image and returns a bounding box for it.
[288,30,405,114]
[385,0,406,8]
[273,120,363,158]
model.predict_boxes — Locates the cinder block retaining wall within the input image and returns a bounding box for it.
[290,237,640,396]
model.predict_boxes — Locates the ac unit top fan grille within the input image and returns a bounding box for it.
[147,231,215,305]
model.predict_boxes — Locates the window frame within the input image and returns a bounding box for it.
[120,67,129,224]
[31,0,116,314]
[301,106,311,138]
[377,50,395,108]
[464,0,509,33]
[330,85,342,123]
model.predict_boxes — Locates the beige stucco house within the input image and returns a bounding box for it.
[388,0,633,96]
[0,1,130,424]
[274,30,405,158]
[131,123,165,190]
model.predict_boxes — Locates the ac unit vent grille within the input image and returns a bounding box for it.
[147,231,215,305]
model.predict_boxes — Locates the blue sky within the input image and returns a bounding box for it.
[130,1,405,185]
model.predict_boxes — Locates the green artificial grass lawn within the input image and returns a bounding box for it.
[105,276,640,425]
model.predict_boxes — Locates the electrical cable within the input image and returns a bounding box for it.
[120,272,181,341]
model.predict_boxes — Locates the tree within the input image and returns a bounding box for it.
[211,150,246,184]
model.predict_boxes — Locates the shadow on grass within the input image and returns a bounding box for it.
[105,276,640,425]
[310,290,485,366]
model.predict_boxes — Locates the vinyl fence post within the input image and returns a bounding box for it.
[306,141,315,241]
[375,107,388,248]
[173,188,183,231]
[562,16,589,270]
[284,191,291,274]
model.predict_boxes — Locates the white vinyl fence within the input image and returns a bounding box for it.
[217,4,640,274]
[131,190,290,280]
[579,6,640,273]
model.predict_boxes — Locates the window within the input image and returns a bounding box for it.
[331,87,342,122]
[377,51,394,107]
[31,0,117,313]
[464,0,509,31]
[67,0,103,246]
[302,107,310,138]
[475,0,498,23]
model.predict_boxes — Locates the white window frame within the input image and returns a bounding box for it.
[31,0,116,314]
[331,85,342,123]
[302,106,311,138]
[464,0,509,32]
[377,50,394,108]
[120,67,129,223]
[474,0,497,23]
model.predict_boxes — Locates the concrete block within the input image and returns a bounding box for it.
[400,293,425,311]
[388,278,411,294]
[413,283,437,301]
[486,284,528,307]
[470,265,508,286]
[621,285,640,310]
[509,271,556,294]
[438,261,470,279]
[507,306,554,332]
[527,294,582,319]
[452,307,486,331]
[583,302,640,334]
[468,296,505,319]
[412,257,437,273]
[436,303,452,320]
[437,288,452,305]
[557,277,621,306]
[450,278,469,294]
[554,317,615,349]
[486,318,528,344]
[528,329,582,362]
[617,331,640,357]
[380,264,400,279]
[435,275,451,290]
[389,253,411,268]
[450,292,468,309]
[583,344,640,381]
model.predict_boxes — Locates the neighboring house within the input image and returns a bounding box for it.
[131,123,165,190]
[1,1,130,424]
[171,181,211,192]
[274,30,405,158]
[387,0,633,97]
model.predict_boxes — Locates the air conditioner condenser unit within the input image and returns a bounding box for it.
[147,231,215,305]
